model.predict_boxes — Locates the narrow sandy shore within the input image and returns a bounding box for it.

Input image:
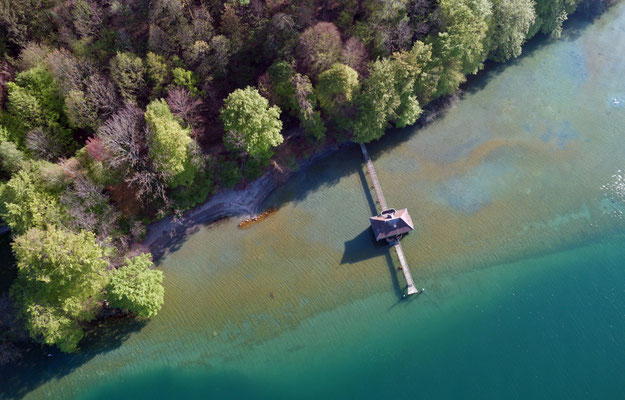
[136,144,342,260]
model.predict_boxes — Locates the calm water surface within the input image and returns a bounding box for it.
[3,4,625,399]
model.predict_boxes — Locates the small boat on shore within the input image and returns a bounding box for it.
[237,207,276,229]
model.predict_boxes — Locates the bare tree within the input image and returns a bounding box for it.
[25,128,65,161]
[97,104,147,172]
[85,74,119,122]
[341,37,369,77]
[59,173,121,246]
[98,105,172,208]
[165,87,205,136]
[46,48,95,95]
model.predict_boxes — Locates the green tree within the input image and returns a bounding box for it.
[352,56,422,143]
[0,140,27,174]
[432,0,491,97]
[145,52,171,98]
[352,59,399,143]
[393,41,437,104]
[268,61,297,112]
[107,253,164,318]
[110,52,146,104]
[530,0,581,38]
[0,168,66,235]
[487,0,536,62]
[10,226,110,352]
[221,87,283,161]
[6,66,67,134]
[145,99,197,188]
[268,62,326,140]
[292,73,326,141]
[315,63,360,129]
[65,89,99,130]
[171,68,202,97]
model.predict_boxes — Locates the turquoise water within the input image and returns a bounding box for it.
[3,4,625,399]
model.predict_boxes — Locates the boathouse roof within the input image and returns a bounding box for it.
[369,208,414,241]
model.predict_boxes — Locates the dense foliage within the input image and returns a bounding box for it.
[221,86,283,161]
[11,227,109,352]
[108,254,164,319]
[0,0,606,353]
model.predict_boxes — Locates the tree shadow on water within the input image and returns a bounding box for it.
[269,143,364,209]
[0,317,146,400]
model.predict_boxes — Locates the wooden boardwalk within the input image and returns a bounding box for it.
[360,143,419,296]
[393,242,419,295]
[360,143,388,211]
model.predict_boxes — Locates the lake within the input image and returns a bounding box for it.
[3,3,625,399]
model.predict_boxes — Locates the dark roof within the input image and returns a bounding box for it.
[369,208,414,241]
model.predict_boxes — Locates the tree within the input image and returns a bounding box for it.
[6,66,66,133]
[487,0,536,62]
[297,22,343,78]
[266,62,325,140]
[72,0,103,39]
[210,35,231,75]
[341,37,369,76]
[59,173,121,245]
[268,61,297,112]
[45,49,91,96]
[352,57,422,143]
[65,89,99,130]
[0,140,26,174]
[145,52,171,98]
[221,87,283,161]
[107,253,164,318]
[10,226,110,352]
[110,52,146,104]
[393,40,437,104]
[171,67,202,97]
[83,74,119,124]
[530,0,580,38]
[432,0,490,97]
[98,105,171,205]
[315,63,360,129]
[145,99,197,187]
[148,0,194,56]
[364,0,413,57]
[353,59,399,143]
[166,87,205,135]
[292,73,326,140]
[97,104,146,173]
[0,168,66,235]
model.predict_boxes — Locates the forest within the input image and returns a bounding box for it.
[0,0,610,359]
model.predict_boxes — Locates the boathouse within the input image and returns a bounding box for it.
[369,208,414,242]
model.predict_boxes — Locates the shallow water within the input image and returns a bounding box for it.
[3,4,625,399]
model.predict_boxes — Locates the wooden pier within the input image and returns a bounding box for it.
[360,143,388,210]
[360,143,419,296]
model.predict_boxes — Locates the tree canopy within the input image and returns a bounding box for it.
[107,253,164,319]
[145,99,197,188]
[221,87,283,161]
[488,0,536,61]
[316,63,360,130]
[11,226,110,352]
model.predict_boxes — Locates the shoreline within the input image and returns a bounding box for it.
[136,91,461,261]
[136,142,347,260]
